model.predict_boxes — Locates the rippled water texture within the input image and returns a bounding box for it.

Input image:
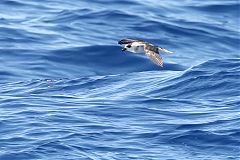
[0,0,240,159]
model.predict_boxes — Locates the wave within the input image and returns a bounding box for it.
[149,58,240,99]
[2,58,239,101]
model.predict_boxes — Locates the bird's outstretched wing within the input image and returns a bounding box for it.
[145,49,164,67]
[118,38,144,45]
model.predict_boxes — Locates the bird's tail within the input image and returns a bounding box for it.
[158,47,174,54]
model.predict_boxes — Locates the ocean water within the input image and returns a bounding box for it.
[0,0,240,159]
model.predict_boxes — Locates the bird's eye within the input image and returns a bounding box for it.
[127,45,131,48]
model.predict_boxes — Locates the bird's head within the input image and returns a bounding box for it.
[122,44,132,52]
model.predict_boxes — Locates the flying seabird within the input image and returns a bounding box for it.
[118,38,173,67]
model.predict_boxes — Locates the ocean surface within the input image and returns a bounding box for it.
[0,0,240,159]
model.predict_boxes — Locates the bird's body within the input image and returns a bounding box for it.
[124,42,145,53]
[118,39,173,67]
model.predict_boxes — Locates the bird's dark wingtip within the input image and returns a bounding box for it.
[118,39,127,45]
[118,40,123,45]
[118,38,134,45]
[118,38,145,45]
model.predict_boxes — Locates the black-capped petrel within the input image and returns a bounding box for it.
[118,38,173,67]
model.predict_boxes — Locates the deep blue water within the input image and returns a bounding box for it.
[0,0,240,159]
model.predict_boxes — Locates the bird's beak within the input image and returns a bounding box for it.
[122,48,126,51]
